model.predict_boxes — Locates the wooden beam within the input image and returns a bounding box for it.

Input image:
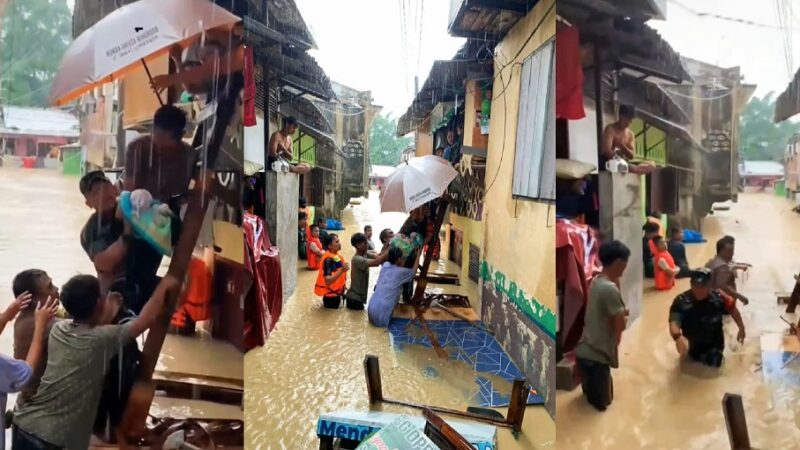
[364,355,383,404]
[506,380,529,433]
[722,393,751,450]
[423,409,475,450]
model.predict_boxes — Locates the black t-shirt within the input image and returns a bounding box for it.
[669,290,729,350]
[668,240,689,270]
[80,211,162,294]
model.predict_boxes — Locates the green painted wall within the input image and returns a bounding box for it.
[292,131,316,165]
[630,118,666,165]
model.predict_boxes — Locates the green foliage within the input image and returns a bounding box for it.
[739,93,800,161]
[1,0,72,106]
[369,114,413,166]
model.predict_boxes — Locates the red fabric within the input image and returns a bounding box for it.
[243,212,283,351]
[556,25,585,120]
[556,218,601,354]
[242,46,256,127]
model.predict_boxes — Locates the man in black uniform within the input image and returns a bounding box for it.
[668,269,746,367]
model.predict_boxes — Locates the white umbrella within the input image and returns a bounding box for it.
[49,0,240,106]
[380,155,458,213]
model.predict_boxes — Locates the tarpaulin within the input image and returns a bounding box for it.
[556,218,600,353]
[243,212,282,351]
[556,25,585,120]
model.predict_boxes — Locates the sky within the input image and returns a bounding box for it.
[294,0,464,117]
[650,0,800,100]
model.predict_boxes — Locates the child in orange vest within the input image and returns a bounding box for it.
[313,234,349,309]
[652,236,680,290]
[307,225,325,271]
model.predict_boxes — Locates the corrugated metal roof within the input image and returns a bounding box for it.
[738,161,784,177]
[0,106,79,138]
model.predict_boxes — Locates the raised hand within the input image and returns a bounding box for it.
[4,291,32,321]
[34,296,59,329]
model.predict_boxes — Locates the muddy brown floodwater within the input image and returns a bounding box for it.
[558,193,800,449]
[244,192,555,449]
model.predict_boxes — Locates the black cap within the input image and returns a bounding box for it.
[689,268,712,285]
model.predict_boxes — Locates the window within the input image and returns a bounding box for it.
[512,39,555,201]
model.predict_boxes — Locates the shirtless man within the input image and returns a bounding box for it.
[601,105,656,175]
[268,116,310,174]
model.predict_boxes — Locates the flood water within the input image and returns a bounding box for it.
[244,192,555,449]
[557,193,800,449]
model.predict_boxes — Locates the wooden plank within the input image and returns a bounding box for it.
[786,282,800,313]
[722,393,751,450]
[423,409,475,450]
[364,355,383,404]
[505,380,529,433]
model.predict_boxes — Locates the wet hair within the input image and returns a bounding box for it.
[618,105,636,119]
[716,236,734,254]
[652,235,664,246]
[642,222,660,234]
[649,211,662,218]
[153,105,187,140]
[326,233,339,250]
[284,116,297,127]
[299,212,308,221]
[670,226,682,237]
[61,275,101,321]
[387,247,404,264]
[364,225,372,233]
[379,228,393,244]
[79,170,110,197]
[599,240,631,266]
[310,224,319,232]
[351,232,367,247]
[299,197,307,208]
[12,269,48,297]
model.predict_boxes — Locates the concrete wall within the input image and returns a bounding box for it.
[448,213,484,312]
[599,172,644,322]
[480,0,556,417]
[265,172,299,298]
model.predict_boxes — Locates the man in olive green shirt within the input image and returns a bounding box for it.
[346,233,388,310]
[575,240,630,411]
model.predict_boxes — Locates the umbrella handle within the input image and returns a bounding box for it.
[141,58,165,107]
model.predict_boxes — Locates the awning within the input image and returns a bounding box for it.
[397,40,494,136]
[277,97,334,135]
[776,65,800,122]
[637,110,704,151]
[448,0,540,40]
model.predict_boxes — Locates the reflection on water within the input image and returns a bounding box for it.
[557,194,800,449]
[244,192,554,449]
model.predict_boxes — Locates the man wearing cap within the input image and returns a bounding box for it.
[668,269,746,368]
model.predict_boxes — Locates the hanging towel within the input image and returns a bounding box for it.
[556,25,585,120]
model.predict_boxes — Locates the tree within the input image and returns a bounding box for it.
[1,0,72,107]
[369,114,413,166]
[739,93,800,161]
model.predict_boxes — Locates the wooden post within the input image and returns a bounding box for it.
[119,70,245,437]
[786,279,800,313]
[722,393,751,450]
[423,408,475,450]
[412,198,449,303]
[364,355,383,404]
[505,380,528,433]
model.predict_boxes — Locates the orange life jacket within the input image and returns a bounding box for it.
[314,251,347,297]
[307,236,323,270]
[653,248,677,290]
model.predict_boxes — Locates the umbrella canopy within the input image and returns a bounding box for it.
[380,155,458,213]
[49,0,240,106]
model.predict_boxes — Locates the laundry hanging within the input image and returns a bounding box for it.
[556,25,586,120]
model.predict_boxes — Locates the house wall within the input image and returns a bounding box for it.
[448,213,484,312]
[2,136,70,157]
[566,100,600,168]
[480,0,556,417]
[265,171,299,298]
[414,117,433,157]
